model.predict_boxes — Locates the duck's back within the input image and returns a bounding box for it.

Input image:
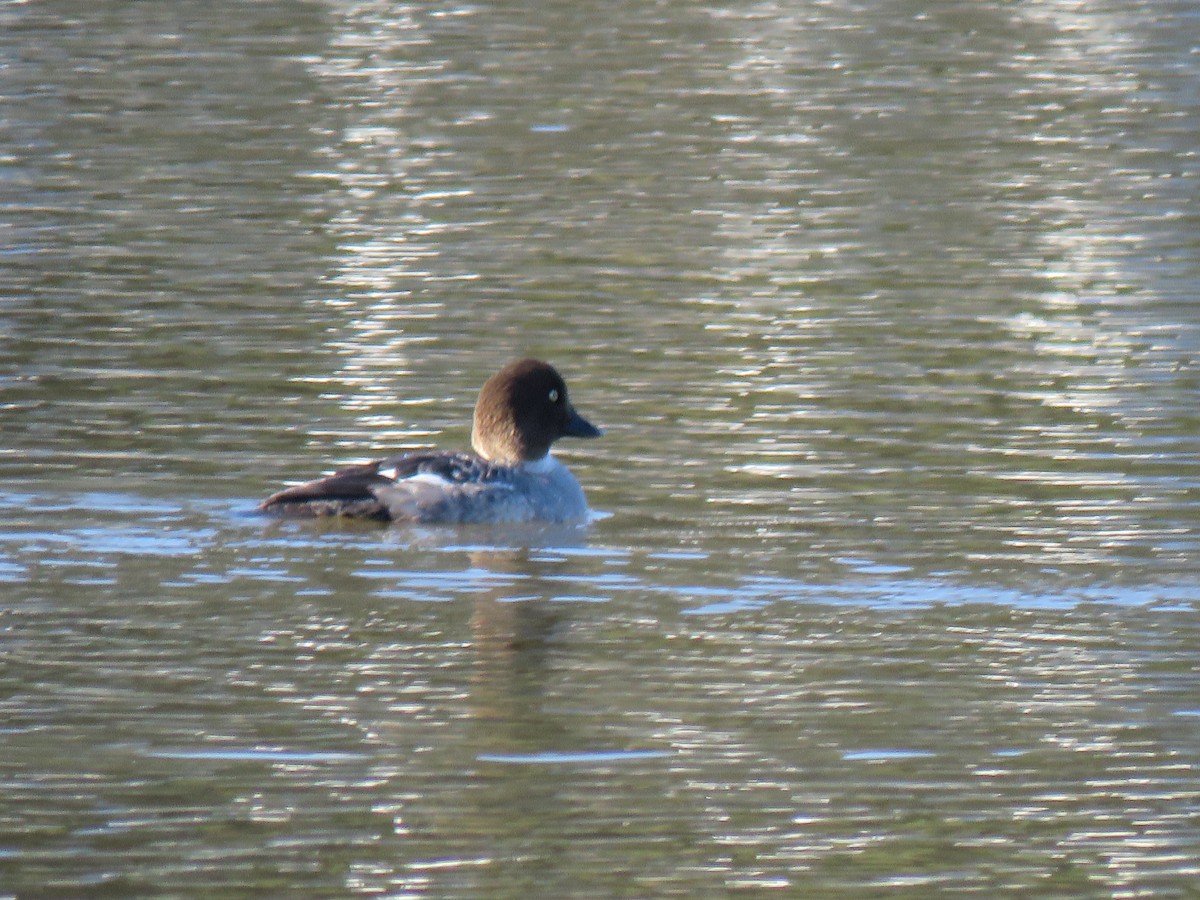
[376,454,587,524]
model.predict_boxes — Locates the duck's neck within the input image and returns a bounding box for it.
[519,454,557,474]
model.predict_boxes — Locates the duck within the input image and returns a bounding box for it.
[260,358,602,524]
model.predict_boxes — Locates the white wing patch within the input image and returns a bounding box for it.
[370,470,519,523]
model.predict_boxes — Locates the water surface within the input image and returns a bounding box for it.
[2,0,1198,895]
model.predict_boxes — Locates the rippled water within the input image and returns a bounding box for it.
[2,0,1198,895]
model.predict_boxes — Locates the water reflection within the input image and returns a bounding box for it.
[0,1,340,488]
[697,0,1199,580]
[245,532,677,895]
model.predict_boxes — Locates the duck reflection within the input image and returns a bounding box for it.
[373,518,598,749]
[450,523,595,753]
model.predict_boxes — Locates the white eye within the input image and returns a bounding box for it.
[548,389,559,403]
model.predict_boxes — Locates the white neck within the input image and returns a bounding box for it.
[521,453,558,474]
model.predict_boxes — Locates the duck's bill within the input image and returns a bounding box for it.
[565,407,603,439]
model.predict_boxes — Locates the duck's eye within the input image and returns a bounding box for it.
[548,389,559,403]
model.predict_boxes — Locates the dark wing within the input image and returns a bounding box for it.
[259,452,500,520]
[376,451,499,484]
[259,460,393,520]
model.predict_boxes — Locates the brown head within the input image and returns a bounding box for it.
[470,359,602,464]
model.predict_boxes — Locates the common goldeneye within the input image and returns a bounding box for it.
[260,359,602,524]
